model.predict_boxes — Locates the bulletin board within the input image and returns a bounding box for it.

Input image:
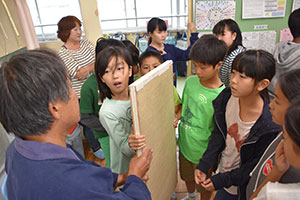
[193,0,294,43]
[129,60,177,200]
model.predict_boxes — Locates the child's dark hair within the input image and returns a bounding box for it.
[232,50,275,101]
[122,40,139,67]
[147,17,167,45]
[189,34,227,67]
[95,37,125,55]
[213,19,243,55]
[139,50,163,67]
[285,97,300,149]
[288,8,300,39]
[278,69,300,101]
[95,46,133,102]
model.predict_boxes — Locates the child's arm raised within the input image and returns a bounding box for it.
[171,23,198,62]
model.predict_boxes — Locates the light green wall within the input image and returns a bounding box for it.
[194,0,293,42]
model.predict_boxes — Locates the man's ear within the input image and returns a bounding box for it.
[48,102,61,120]
[257,79,270,92]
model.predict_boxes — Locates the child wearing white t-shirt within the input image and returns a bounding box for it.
[195,50,282,200]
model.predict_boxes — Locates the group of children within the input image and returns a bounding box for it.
[77,8,300,200]
[176,8,300,200]
[79,36,180,175]
[79,16,194,176]
[92,11,300,199]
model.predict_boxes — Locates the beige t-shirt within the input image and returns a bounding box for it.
[217,96,255,195]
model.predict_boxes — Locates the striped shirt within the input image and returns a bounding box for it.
[58,39,95,98]
[220,45,245,87]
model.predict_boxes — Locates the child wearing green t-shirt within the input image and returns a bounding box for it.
[175,34,227,200]
[139,50,182,120]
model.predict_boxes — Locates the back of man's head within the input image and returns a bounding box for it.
[0,49,69,138]
[189,34,227,67]
[288,8,300,39]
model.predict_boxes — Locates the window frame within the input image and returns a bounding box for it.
[27,0,84,42]
[28,0,189,41]
[99,0,189,34]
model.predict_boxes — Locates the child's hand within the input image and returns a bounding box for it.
[128,134,146,151]
[201,178,215,191]
[174,106,182,128]
[274,140,290,174]
[173,117,180,128]
[194,169,207,184]
[188,22,196,33]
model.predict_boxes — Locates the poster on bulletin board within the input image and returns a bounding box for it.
[280,28,293,42]
[293,0,300,11]
[242,31,277,53]
[195,0,235,30]
[242,0,286,19]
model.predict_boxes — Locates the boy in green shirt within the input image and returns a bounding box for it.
[80,73,110,166]
[176,34,227,200]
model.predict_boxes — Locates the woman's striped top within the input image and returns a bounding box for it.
[58,39,95,98]
[220,45,245,87]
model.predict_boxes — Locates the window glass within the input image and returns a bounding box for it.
[26,0,83,41]
[98,0,126,20]
[125,0,136,18]
[135,0,171,18]
[98,0,188,33]
[27,0,188,39]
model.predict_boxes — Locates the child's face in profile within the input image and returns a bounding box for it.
[149,26,168,45]
[193,61,219,81]
[269,82,290,126]
[140,56,162,76]
[230,69,256,98]
[215,26,236,48]
[282,125,300,169]
[101,56,132,99]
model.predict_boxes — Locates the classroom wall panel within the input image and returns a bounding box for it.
[193,0,294,42]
